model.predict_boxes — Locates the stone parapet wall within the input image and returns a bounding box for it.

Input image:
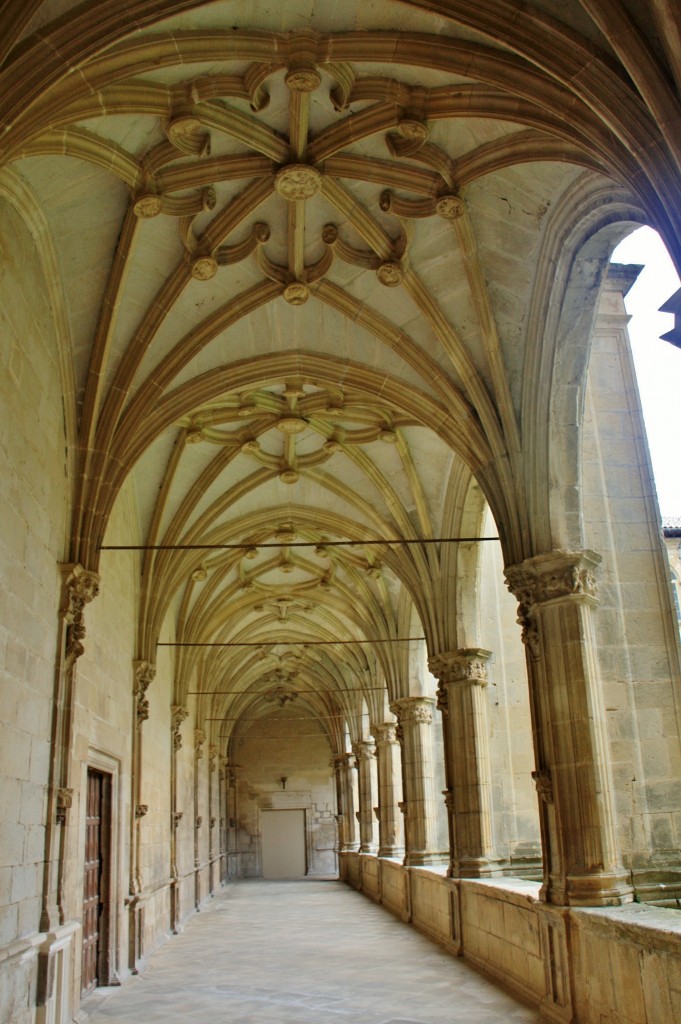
[342,853,681,1024]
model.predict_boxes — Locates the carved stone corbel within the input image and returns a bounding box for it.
[55,787,73,825]
[133,660,156,723]
[171,705,189,750]
[60,564,100,661]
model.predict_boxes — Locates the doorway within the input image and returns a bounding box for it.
[81,768,111,994]
[261,809,306,878]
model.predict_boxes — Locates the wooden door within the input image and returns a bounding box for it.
[261,809,306,878]
[81,769,109,994]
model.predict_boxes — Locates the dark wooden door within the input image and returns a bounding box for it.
[82,769,109,994]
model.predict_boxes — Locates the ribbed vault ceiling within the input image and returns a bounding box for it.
[2,0,680,743]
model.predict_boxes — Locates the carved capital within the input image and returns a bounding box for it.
[173,811,183,828]
[195,816,203,829]
[390,696,435,725]
[135,804,148,819]
[332,752,356,772]
[171,705,188,750]
[371,722,399,745]
[55,787,73,825]
[209,745,218,772]
[505,551,600,660]
[60,564,100,661]
[133,660,155,723]
[352,740,376,762]
[505,550,600,608]
[532,769,554,805]
[429,648,491,687]
[194,729,206,760]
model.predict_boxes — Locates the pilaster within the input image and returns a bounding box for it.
[505,549,633,906]
[429,648,501,878]
[389,696,441,867]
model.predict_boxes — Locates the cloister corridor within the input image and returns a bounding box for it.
[80,880,540,1024]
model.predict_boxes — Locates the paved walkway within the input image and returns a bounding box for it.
[82,880,542,1023]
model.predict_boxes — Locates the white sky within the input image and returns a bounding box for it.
[610,226,681,519]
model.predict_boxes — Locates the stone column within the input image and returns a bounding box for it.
[390,697,441,866]
[429,649,500,878]
[505,549,633,906]
[208,746,218,894]
[128,659,155,971]
[332,753,359,852]
[193,729,205,909]
[352,740,378,854]
[371,723,404,857]
[170,704,188,931]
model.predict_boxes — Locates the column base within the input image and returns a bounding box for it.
[404,851,447,868]
[449,856,504,879]
[378,846,404,859]
[548,869,634,907]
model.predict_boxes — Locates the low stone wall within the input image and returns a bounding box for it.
[341,853,681,1024]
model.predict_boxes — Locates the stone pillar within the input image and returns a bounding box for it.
[170,704,188,931]
[429,649,500,878]
[352,740,378,854]
[505,549,633,906]
[390,697,441,866]
[128,659,155,972]
[208,746,218,894]
[193,729,205,909]
[333,753,359,852]
[371,723,404,857]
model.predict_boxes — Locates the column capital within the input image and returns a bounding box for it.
[504,549,601,608]
[505,550,600,660]
[429,648,492,686]
[171,705,188,750]
[352,740,376,761]
[371,722,399,745]
[332,752,356,770]
[60,562,101,660]
[390,695,435,725]
[133,660,156,723]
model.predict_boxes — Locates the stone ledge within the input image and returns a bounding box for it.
[0,929,46,966]
[571,902,681,952]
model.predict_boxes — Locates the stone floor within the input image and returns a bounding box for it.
[81,880,543,1023]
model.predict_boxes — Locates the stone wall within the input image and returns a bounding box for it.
[343,853,681,1024]
[0,196,70,1024]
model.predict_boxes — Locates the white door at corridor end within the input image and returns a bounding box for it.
[260,809,307,878]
